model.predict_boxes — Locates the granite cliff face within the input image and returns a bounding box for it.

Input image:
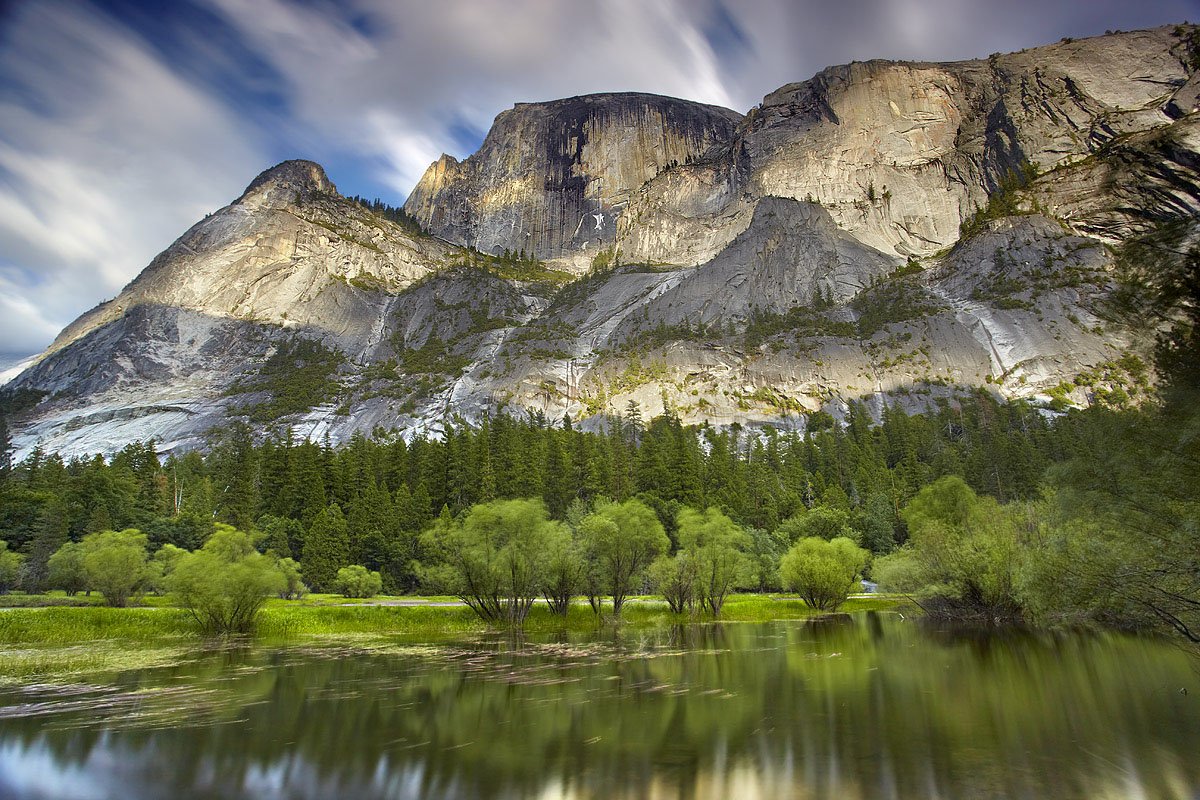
[404,93,742,270]
[5,26,1200,457]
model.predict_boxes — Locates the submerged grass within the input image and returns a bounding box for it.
[0,608,196,683]
[256,602,484,640]
[0,593,905,682]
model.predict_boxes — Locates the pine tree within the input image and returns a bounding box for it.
[542,432,574,518]
[25,497,71,591]
[0,413,12,478]
[302,504,350,592]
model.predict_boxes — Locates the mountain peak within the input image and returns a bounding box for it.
[238,159,336,206]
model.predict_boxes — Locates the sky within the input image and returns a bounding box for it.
[0,0,1195,365]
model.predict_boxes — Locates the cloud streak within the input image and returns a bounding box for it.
[0,1,266,355]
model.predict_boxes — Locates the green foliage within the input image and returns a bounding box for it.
[1024,402,1200,641]
[852,281,943,337]
[261,515,303,559]
[347,195,427,236]
[446,247,572,284]
[302,505,350,592]
[580,498,669,615]
[540,530,583,615]
[0,540,24,593]
[422,498,569,624]
[743,306,856,349]
[277,557,308,600]
[857,492,898,554]
[780,536,869,611]
[591,246,620,272]
[150,543,187,592]
[745,527,787,592]
[335,565,383,598]
[81,529,152,607]
[958,159,1040,239]
[871,548,926,593]
[777,506,855,544]
[3,388,1098,624]
[399,336,472,375]
[0,387,48,417]
[1175,23,1200,70]
[648,551,699,613]
[675,507,750,616]
[227,337,346,422]
[899,477,1026,620]
[46,542,88,595]
[167,525,287,635]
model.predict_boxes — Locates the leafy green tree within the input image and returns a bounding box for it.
[857,492,897,554]
[579,498,669,615]
[46,541,88,595]
[676,507,749,616]
[778,506,855,543]
[24,497,70,591]
[422,498,568,624]
[303,504,350,592]
[649,551,699,613]
[1025,230,1200,640]
[0,540,24,593]
[780,536,869,611]
[277,557,307,599]
[746,527,787,592]
[335,565,383,598]
[81,529,152,606]
[900,476,1025,619]
[149,543,188,593]
[1025,408,1200,639]
[167,525,286,634]
[871,548,926,593]
[541,530,583,615]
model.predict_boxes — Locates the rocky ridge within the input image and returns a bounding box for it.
[5,25,1200,457]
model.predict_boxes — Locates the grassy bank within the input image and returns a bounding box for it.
[0,593,905,682]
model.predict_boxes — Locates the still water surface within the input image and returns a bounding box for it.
[0,614,1197,799]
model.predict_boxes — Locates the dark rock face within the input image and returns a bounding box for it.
[405,93,741,266]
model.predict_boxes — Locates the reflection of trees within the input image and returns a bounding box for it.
[0,617,1196,799]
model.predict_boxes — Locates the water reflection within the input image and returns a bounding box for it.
[0,615,1196,799]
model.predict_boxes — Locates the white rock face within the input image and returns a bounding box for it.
[48,161,456,360]
[5,27,1200,457]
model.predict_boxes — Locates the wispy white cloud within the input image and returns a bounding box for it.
[0,270,65,356]
[0,0,266,355]
[199,0,745,192]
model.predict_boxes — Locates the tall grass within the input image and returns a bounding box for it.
[256,603,484,640]
[0,607,194,645]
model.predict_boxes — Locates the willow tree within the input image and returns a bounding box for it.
[676,507,749,617]
[780,536,869,612]
[167,525,285,635]
[422,498,568,624]
[579,498,668,615]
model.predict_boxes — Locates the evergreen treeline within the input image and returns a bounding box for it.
[348,195,426,236]
[0,391,1079,595]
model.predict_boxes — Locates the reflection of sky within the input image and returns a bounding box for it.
[0,0,1194,358]
[0,740,113,800]
[0,618,1196,799]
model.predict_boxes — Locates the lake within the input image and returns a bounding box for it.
[0,614,1196,799]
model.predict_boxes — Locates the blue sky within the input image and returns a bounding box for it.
[0,0,1194,364]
